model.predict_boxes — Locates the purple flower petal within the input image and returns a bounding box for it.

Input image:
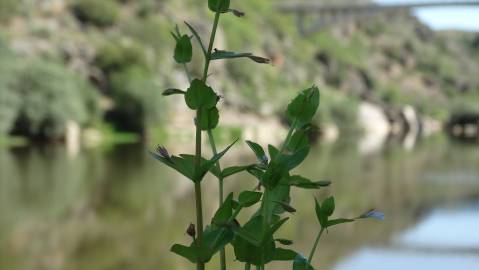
[359,209,385,221]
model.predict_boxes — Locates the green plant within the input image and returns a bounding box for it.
[151,1,383,270]
[71,0,120,27]
[0,42,99,139]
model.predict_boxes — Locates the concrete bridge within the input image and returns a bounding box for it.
[278,1,479,35]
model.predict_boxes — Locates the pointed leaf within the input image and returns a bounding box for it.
[162,88,186,96]
[286,86,320,128]
[228,9,245,17]
[170,244,200,263]
[238,191,262,207]
[184,21,207,56]
[201,139,238,178]
[212,193,234,224]
[211,49,270,64]
[286,130,309,152]
[273,248,297,261]
[287,175,331,189]
[246,140,267,164]
[275,239,293,245]
[268,144,279,160]
[221,165,254,178]
[326,218,355,227]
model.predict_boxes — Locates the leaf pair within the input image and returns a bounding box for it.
[150,140,236,183]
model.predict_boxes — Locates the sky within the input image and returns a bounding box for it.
[375,0,479,31]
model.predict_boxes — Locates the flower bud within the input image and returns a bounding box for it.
[186,223,196,238]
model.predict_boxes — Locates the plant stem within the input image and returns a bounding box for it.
[245,263,251,270]
[206,130,226,270]
[308,227,325,263]
[192,8,222,270]
[202,11,221,82]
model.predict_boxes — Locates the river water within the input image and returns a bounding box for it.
[1,136,478,270]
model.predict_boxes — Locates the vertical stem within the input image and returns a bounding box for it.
[207,129,226,270]
[202,11,221,82]
[194,110,205,270]
[193,8,222,270]
[245,263,251,270]
[308,227,325,264]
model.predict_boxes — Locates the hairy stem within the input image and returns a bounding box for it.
[308,227,325,263]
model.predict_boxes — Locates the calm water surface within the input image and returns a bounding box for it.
[1,136,478,270]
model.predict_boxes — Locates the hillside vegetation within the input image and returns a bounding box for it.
[1,0,478,140]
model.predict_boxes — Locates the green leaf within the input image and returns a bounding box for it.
[287,175,331,189]
[261,160,287,189]
[321,196,335,217]
[221,165,254,178]
[273,248,297,261]
[200,139,238,179]
[282,146,310,171]
[198,106,219,130]
[162,88,185,96]
[293,254,315,270]
[326,218,355,227]
[238,191,262,207]
[229,9,245,17]
[208,0,230,13]
[286,130,309,152]
[314,198,327,228]
[211,49,270,64]
[273,201,296,213]
[201,225,234,260]
[268,144,279,160]
[286,86,320,128]
[268,217,289,239]
[149,151,196,181]
[232,215,263,247]
[212,193,234,224]
[174,34,192,63]
[184,21,207,56]
[171,244,201,263]
[269,184,291,215]
[275,239,293,245]
[246,140,267,164]
[185,79,218,110]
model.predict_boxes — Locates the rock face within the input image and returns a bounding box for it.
[357,102,390,154]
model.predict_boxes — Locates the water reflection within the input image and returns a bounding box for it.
[334,202,479,270]
[0,137,478,270]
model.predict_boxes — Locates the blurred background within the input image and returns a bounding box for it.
[1,0,479,269]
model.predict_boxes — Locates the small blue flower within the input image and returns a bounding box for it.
[359,209,385,221]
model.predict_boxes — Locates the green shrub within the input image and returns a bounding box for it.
[94,40,150,74]
[0,43,99,139]
[72,0,120,27]
[0,0,20,22]
[108,67,164,133]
